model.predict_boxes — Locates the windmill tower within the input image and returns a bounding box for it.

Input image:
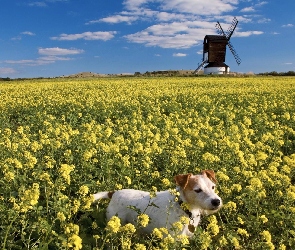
[194,17,241,75]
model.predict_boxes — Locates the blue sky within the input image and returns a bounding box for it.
[0,0,294,78]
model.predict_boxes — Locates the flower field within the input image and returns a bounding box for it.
[1,76,295,249]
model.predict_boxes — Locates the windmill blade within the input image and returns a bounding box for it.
[227,40,241,65]
[226,17,238,40]
[215,21,226,37]
[194,59,208,74]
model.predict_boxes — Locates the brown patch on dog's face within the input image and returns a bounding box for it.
[174,174,192,189]
[185,175,200,190]
[201,170,217,184]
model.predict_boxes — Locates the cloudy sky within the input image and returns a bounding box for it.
[1,0,294,78]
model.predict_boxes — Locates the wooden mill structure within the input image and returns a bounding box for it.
[194,17,241,74]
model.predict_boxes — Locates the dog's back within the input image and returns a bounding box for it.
[97,189,182,234]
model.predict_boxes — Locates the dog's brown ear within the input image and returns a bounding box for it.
[202,170,217,183]
[175,174,192,189]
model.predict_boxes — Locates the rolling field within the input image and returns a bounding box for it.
[1,77,295,249]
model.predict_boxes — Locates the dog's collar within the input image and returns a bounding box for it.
[178,199,193,219]
[177,198,198,233]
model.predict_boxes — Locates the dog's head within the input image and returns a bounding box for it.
[175,170,222,212]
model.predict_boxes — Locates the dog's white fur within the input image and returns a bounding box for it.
[93,170,222,237]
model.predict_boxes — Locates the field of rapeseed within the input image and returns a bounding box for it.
[0,76,295,249]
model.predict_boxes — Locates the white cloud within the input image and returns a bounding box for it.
[93,0,262,49]
[284,62,293,65]
[257,18,271,23]
[94,15,138,24]
[28,0,68,7]
[5,56,73,66]
[11,36,22,41]
[173,53,187,57]
[282,24,294,28]
[51,31,117,41]
[125,20,219,48]
[21,31,36,36]
[234,30,264,37]
[38,47,84,56]
[161,0,238,15]
[5,47,83,66]
[0,67,17,75]
[28,2,47,7]
[240,1,267,12]
[240,6,255,12]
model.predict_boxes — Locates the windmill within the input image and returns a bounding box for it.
[194,17,241,75]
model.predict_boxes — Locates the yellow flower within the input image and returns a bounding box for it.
[124,176,132,185]
[249,177,263,189]
[152,228,163,239]
[224,201,237,211]
[106,216,121,233]
[137,214,149,227]
[121,238,131,250]
[198,231,212,250]
[59,164,75,184]
[206,215,219,236]
[57,212,66,222]
[230,236,239,248]
[162,178,171,187]
[177,235,189,245]
[261,230,272,242]
[202,152,220,163]
[134,243,146,250]
[67,234,82,250]
[256,151,268,161]
[78,185,89,196]
[162,234,175,245]
[217,172,230,181]
[120,223,136,234]
[172,221,183,232]
[260,215,268,223]
[237,216,244,225]
[219,235,228,247]
[237,228,249,237]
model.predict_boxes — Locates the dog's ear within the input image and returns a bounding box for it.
[174,174,192,189]
[202,170,217,184]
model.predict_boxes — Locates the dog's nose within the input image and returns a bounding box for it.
[211,199,221,207]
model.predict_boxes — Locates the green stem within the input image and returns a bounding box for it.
[2,214,18,250]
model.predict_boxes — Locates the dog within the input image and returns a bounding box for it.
[93,170,222,237]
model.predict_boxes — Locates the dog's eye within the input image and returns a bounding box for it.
[212,186,215,190]
[195,189,202,193]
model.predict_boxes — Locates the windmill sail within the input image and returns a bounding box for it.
[194,59,208,74]
[225,17,239,39]
[227,40,241,65]
[216,17,241,65]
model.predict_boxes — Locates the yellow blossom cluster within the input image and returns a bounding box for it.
[1,76,295,249]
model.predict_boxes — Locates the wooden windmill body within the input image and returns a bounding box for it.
[195,17,241,75]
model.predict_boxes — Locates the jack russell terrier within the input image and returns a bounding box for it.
[93,170,222,237]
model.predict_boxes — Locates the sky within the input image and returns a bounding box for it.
[0,0,295,78]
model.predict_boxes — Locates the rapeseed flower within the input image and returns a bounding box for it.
[152,228,163,239]
[106,216,121,233]
[59,164,75,184]
[206,215,219,236]
[137,214,149,227]
[120,223,136,234]
[67,234,82,250]
[134,243,146,250]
